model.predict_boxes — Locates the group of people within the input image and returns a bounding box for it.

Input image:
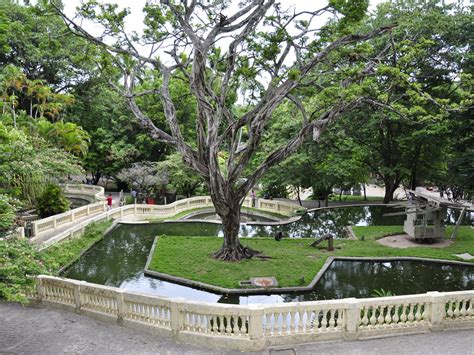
[105,192,127,210]
[105,189,148,210]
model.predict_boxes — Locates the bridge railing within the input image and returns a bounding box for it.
[30,194,302,244]
[31,202,107,238]
[60,184,105,201]
[31,275,474,351]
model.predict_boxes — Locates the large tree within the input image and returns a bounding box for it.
[53,0,396,260]
[339,0,473,203]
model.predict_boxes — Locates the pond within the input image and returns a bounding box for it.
[153,205,408,239]
[63,205,473,305]
[145,205,470,240]
[68,197,91,208]
[182,211,278,223]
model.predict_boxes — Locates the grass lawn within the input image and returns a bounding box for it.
[148,225,474,289]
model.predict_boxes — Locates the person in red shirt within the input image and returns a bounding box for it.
[106,194,113,210]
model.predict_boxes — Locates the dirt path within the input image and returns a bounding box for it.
[376,234,453,249]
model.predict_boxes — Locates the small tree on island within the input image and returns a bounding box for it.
[53,0,396,261]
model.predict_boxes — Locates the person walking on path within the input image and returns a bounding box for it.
[251,189,256,207]
[131,190,138,204]
[106,194,113,210]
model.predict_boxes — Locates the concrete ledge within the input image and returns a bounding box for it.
[265,330,344,347]
[306,203,405,213]
[145,251,474,295]
[180,207,284,222]
[333,256,474,266]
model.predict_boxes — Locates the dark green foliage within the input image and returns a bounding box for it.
[36,184,70,218]
[260,182,288,199]
[372,288,396,297]
[0,194,15,237]
[0,237,48,303]
[0,221,111,303]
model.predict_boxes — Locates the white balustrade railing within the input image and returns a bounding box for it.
[31,201,107,238]
[32,276,474,351]
[60,183,105,201]
[30,195,302,246]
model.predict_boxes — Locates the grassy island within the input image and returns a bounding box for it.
[148,226,474,289]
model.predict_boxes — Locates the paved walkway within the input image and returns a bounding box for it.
[30,192,124,245]
[1,302,473,354]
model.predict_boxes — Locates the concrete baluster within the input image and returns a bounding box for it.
[36,277,43,302]
[116,290,126,325]
[74,281,83,313]
[344,298,360,340]
[427,291,445,331]
[170,299,184,337]
[248,305,264,341]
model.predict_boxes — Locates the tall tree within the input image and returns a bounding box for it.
[54,0,396,260]
[0,1,94,92]
[340,0,473,203]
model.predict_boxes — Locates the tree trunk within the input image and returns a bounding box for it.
[383,188,392,204]
[92,171,102,185]
[212,197,259,261]
[383,178,399,204]
[410,167,417,191]
[363,184,367,201]
[296,186,302,206]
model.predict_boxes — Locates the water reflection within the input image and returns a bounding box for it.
[186,211,277,223]
[159,205,408,239]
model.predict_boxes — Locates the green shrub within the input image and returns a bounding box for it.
[37,184,70,218]
[0,194,15,238]
[0,237,49,303]
[0,221,111,303]
[260,182,288,199]
[372,288,396,297]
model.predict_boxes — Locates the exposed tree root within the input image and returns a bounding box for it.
[212,245,270,261]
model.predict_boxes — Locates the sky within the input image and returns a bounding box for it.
[62,0,387,38]
[57,0,390,102]
[59,0,387,65]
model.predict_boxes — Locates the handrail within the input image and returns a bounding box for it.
[30,195,302,241]
[31,201,106,238]
[31,275,474,351]
[60,183,105,201]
